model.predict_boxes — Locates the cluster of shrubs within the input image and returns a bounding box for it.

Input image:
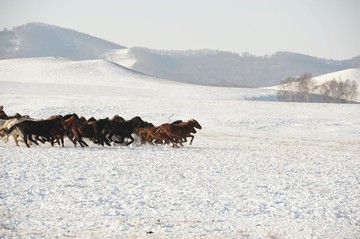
[277,73,359,103]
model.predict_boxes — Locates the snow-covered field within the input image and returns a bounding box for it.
[1,58,360,238]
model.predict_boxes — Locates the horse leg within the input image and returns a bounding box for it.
[73,130,87,147]
[78,139,85,147]
[67,133,77,147]
[24,133,30,148]
[35,136,45,144]
[103,136,111,146]
[11,134,19,146]
[50,136,55,147]
[114,136,124,144]
[79,138,88,147]
[172,142,180,148]
[98,136,105,146]
[56,137,61,146]
[28,134,39,146]
[125,135,134,146]
[189,135,195,145]
[107,133,113,143]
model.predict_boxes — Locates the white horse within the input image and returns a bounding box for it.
[0,116,32,146]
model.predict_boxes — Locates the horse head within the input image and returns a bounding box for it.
[190,119,202,129]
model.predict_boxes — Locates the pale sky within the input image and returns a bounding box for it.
[1,0,359,60]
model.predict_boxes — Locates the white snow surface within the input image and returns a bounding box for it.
[0,58,360,238]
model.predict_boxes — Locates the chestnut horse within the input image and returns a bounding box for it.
[66,114,112,147]
[155,119,202,147]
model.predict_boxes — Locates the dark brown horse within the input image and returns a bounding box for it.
[66,114,112,147]
[111,114,125,122]
[90,118,113,146]
[110,116,146,145]
[65,114,92,147]
[0,106,8,119]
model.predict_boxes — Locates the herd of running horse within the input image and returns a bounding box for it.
[0,106,202,148]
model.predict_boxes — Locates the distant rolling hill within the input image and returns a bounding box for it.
[107,48,360,87]
[1,22,359,87]
[0,57,277,101]
[0,22,125,60]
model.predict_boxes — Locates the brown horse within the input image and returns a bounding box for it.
[135,120,199,146]
[155,119,202,147]
[43,115,67,147]
[65,114,92,147]
[0,106,22,120]
[66,114,112,147]
[0,106,8,119]
[135,125,166,145]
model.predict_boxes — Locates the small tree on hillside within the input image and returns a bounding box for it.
[297,73,314,102]
[277,73,313,102]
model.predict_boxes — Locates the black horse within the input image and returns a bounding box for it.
[6,118,65,148]
[110,116,146,145]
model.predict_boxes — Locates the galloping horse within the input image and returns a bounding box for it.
[6,117,66,148]
[110,116,146,146]
[0,116,32,146]
[155,119,202,147]
[65,114,112,147]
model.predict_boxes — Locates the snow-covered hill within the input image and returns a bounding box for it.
[1,57,359,238]
[311,68,360,85]
[2,23,360,87]
[0,57,275,101]
[108,47,360,87]
[0,23,125,60]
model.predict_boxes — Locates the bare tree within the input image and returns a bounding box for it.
[297,73,314,102]
[277,74,313,102]
[319,78,359,103]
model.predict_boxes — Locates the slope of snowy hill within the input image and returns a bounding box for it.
[0,57,359,238]
[311,68,360,85]
[0,57,275,101]
[108,47,360,87]
[104,48,137,68]
[0,22,125,60]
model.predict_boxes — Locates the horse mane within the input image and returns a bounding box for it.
[171,120,183,125]
[111,114,125,122]
[87,117,97,123]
